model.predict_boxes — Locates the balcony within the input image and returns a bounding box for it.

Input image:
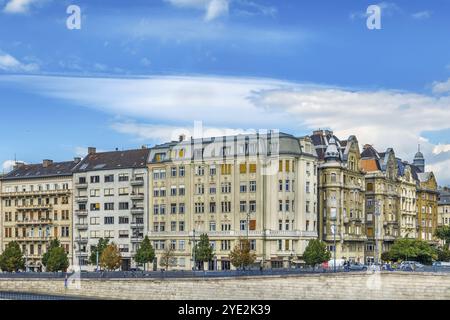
[75,237,89,244]
[75,223,89,230]
[1,189,70,198]
[16,219,53,226]
[17,204,53,211]
[130,193,145,200]
[131,207,145,215]
[131,236,144,243]
[16,236,54,242]
[75,209,88,216]
[131,222,145,228]
[74,251,89,257]
[75,182,88,189]
[130,178,145,186]
[75,196,88,203]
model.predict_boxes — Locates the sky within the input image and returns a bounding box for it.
[0,0,450,185]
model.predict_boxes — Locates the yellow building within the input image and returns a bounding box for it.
[147,132,319,270]
[0,159,79,271]
[311,130,366,263]
[416,172,438,242]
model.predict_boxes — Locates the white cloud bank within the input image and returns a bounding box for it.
[1,74,450,185]
[0,51,39,72]
[165,0,229,21]
[3,0,43,14]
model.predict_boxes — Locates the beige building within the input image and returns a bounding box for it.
[397,161,418,238]
[147,132,318,270]
[0,159,79,271]
[311,130,366,264]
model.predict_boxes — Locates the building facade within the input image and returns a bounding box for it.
[72,147,150,271]
[147,132,318,270]
[0,159,78,271]
[438,187,450,228]
[311,130,366,264]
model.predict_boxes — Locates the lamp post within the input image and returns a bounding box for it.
[191,229,197,271]
[375,200,381,267]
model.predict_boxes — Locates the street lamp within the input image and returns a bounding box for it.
[191,229,197,271]
[331,223,337,273]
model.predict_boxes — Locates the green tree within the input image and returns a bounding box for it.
[134,236,155,271]
[229,238,257,270]
[303,239,331,268]
[0,241,25,272]
[100,243,122,271]
[159,247,176,271]
[381,251,391,262]
[435,226,450,248]
[45,247,69,272]
[388,238,437,265]
[194,234,214,270]
[437,247,450,262]
[42,238,61,268]
[90,238,109,267]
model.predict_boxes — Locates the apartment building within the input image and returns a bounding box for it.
[311,130,366,263]
[397,160,418,238]
[438,187,450,228]
[0,159,78,271]
[147,132,318,271]
[72,147,151,271]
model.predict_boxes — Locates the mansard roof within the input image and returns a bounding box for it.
[74,148,151,172]
[1,161,78,181]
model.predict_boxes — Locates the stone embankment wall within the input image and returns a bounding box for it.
[0,272,449,300]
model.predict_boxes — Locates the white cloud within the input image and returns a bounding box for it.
[1,74,450,185]
[433,144,450,155]
[3,0,42,14]
[0,51,39,72]
[432,78,450,94]
[2,160,20,173]
[411,10,432,20]
[165,0,229,21]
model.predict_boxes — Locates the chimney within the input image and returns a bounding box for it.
[179,134,186,142]
[43,159,53,168]
[88,147,96,154]
[363,144,372,150]
[74,157,81,164]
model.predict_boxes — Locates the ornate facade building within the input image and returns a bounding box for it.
[0,159,78,271]
[311,130,366,264]
[147,132,318,270]
[438,187,450,228]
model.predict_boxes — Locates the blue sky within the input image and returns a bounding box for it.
[0,0,450,184]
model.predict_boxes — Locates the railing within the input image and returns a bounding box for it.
[17,204,53,210]
[0,189,70,197]
[16,219,53,226]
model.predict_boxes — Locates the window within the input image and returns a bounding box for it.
[179,221,185,231]
[119,202,129,210]
[221,164,232,175]
[286,180,290,192]
[249,181,256,192]
[119,230,129,239]
[240,163,247,174]
[285,160,290,172]
[209,222,216,231]
[179,185,185,196]
[90,203,100,211]
[279,220,283,231]
[90,176,100,183]
[240,183,247,193]
[104,188,114,197]
[104,174,114,183]
[90,189,100,197]
[249,201,256,212]
[240,220,248,231]
[179,203,185,214]
[179,166,185,177]
[240,201,247,213]
[195,184,205,195]
[222,223,231,231]
[221,240,231,251]
[221,182,231,193]
[279,180,283,192]
[170,186,177,196]
[195,166,205,176]
[210,165,217,176]
[118,188,129,195]
[209,184,216,194]
[104,217,114,225]
[249,163,257,173]
[171,167,177,177]
[119,217,129,224]
[179,240,186,251]
[285,200,290,212]
[195,202,205,214]
[104,203,114,211]
[306,182,310,193]
[171,203,177,214]
[209,202,216,213]
[118,174,129,182]
[221,201,231,213]
[171,221,177,232]
[250,240,256,251]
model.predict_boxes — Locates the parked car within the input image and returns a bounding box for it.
[399,261,424,271]
[348,263,368,271]
[432,261,450,268]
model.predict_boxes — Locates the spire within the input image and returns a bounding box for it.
[413,144,425,173]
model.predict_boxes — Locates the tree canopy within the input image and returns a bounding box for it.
[229,238,256,270]
[194,234,214,270]
[388,238,437,265]
[0,241,25,272]
[303,239,331,267]
[100,243,122,271]
[90,238,110,266]
[134,236,155,270]
[435,226,450,248]
[42,238,69,272]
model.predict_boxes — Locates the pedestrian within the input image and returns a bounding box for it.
[64,274,68,290]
